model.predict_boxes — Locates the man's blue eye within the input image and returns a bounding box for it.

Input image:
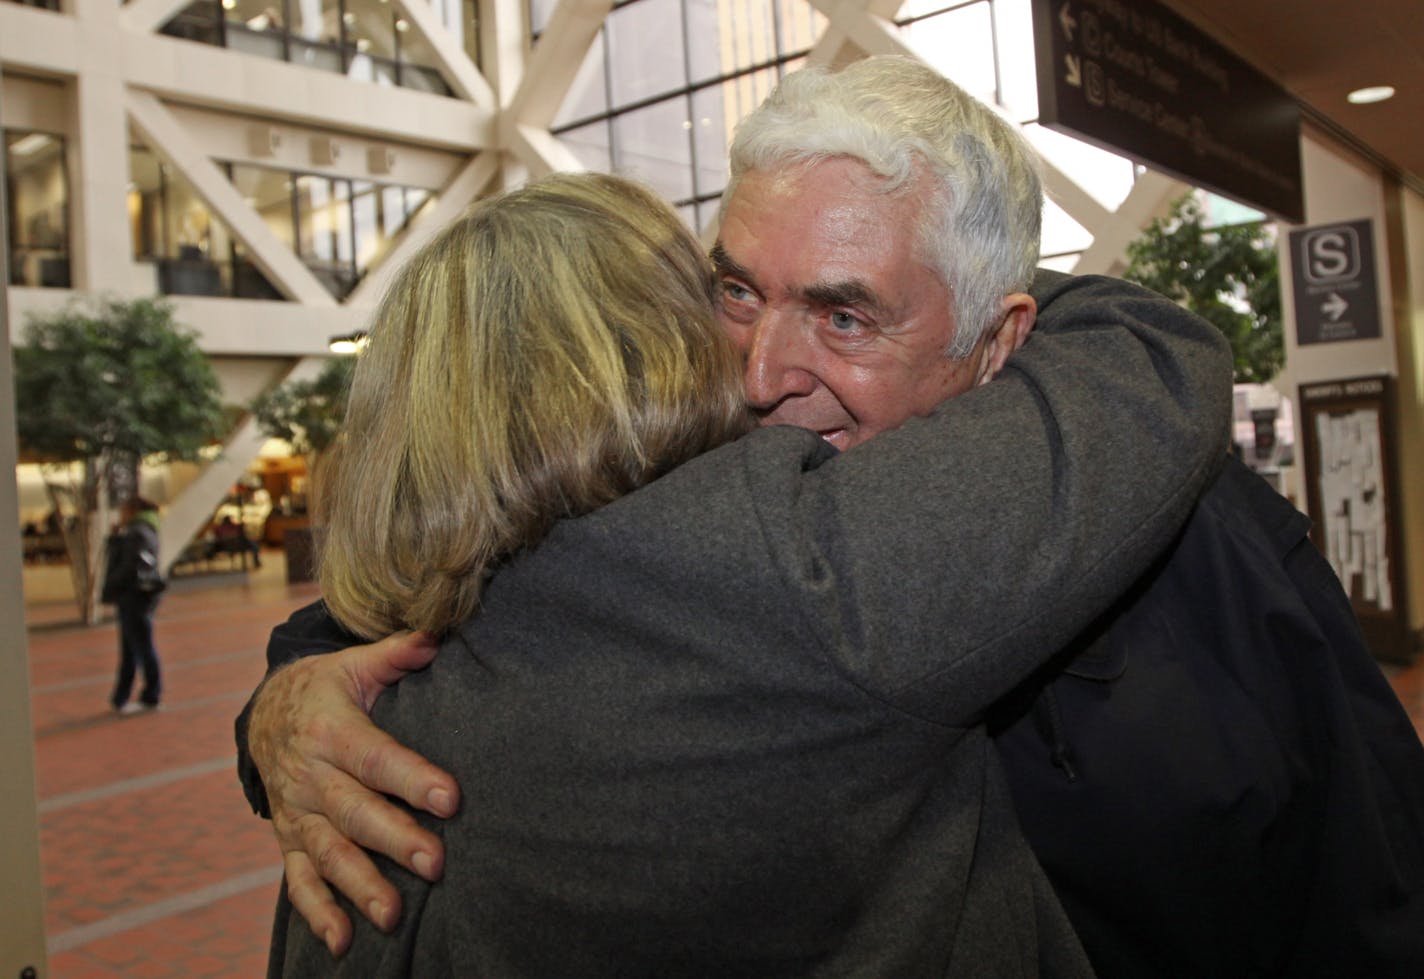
[830,311,859,331]
[723,282,752,302]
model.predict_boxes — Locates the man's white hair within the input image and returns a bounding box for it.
[723,56,1044,357]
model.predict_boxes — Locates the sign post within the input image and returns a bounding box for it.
[1031,0,1303,223]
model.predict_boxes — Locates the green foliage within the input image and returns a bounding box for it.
[13,296,225,465]
[1122,194,1283,383]
[250,355,355,457]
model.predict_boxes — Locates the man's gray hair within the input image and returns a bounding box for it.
[723,56,1043,358]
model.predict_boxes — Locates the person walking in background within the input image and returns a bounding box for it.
[101,496,165,713]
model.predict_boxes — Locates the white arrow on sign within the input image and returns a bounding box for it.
[1060,2,1077,42]
[1064,54,1081,87]
[1322,292,1348,321]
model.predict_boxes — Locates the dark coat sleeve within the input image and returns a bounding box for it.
[235,600,360,817]
[733,269,1232,721]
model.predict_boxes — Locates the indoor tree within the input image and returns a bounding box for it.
[1121,193,1283,383]
[13,297,226,624]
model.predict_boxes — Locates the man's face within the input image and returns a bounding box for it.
[714,158,994,451]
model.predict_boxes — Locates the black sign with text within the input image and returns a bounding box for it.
[1289,219,1382,345]
[1031,0,1303,222]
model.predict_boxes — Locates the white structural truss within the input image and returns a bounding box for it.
[1,0,1186,562]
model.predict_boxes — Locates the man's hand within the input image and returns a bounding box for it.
[248,631,460,955]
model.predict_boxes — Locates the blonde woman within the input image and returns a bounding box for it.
[263,172,1225,975]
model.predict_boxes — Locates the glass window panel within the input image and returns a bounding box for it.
[291,38,345,72]
[351,180,383,269]
[160,0,224,45]
[718,64,779,134]
[290,0,342,45]
[606,0,687,108]
[900,3,997,105]
[1040,196,1093,256]
[398,22,453,94]
[296,174,334,261]
[690,84,731,197]
[404,187,431,218]
[401,64,450,94]
[993,0,1038,119]
[457,0,481,71]
[774,0,824,57]
[553,35,609,129]
[231,164,297,250]
[227,25,287,58]
[559,121,613,173]
[379,185,408,237]
[6,131,69,288]
[344,0,397,60]
[1023,123,1135,210]
[231,240,287,299]
[713,0,776,77]
[696,200,721,237]
[128,146,164,261]
[347,52,399,85]
[676,202,697,234]
[1199,191,1265,226]
[612,96,693,202]
[684,0,722,84]
[223,0,286,58]
[897,0,977,20]
[297,174,357,298]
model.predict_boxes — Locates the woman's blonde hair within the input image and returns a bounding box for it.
[316,172,750,638]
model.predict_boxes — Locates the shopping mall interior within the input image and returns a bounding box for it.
[4,0,1423,974]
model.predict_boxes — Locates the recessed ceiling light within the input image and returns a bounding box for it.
[1347,85,1396,105]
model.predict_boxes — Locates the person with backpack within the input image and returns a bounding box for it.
[102,496,165,713]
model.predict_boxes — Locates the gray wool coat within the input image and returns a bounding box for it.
[261,271,1232,977]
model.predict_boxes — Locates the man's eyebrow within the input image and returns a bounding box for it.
[803,280,887,316]
[709,243,751,282]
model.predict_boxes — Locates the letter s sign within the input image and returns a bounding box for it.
[1302,226,1360,284]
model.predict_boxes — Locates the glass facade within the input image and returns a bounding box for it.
[5,130,70,288]
[128,144,430,300]
[159,0,477,96]
[545,0,824,233]
[538,0,1140,258]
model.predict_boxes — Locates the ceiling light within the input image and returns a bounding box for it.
[1347,85,1395,105]
[328,332,368,355]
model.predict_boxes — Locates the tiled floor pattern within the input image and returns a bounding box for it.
[25,554,316,978]
[19,553,1424,977]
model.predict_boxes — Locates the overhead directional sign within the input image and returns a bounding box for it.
[1031,0,1303,223]
[1289,219,1382,346]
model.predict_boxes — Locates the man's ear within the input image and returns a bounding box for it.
[974,292,1037,386]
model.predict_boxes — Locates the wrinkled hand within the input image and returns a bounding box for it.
[248,631,460,955]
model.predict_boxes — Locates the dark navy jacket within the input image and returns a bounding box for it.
[994,456,1424,977]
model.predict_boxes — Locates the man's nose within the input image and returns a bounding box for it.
[741,312,817,410]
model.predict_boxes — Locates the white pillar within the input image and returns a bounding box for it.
[0,92,51,979]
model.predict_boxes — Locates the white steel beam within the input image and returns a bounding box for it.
[126,90,337,306]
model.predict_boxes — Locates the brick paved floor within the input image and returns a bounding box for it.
[20,549,1424,977]
[25,552,318,978]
